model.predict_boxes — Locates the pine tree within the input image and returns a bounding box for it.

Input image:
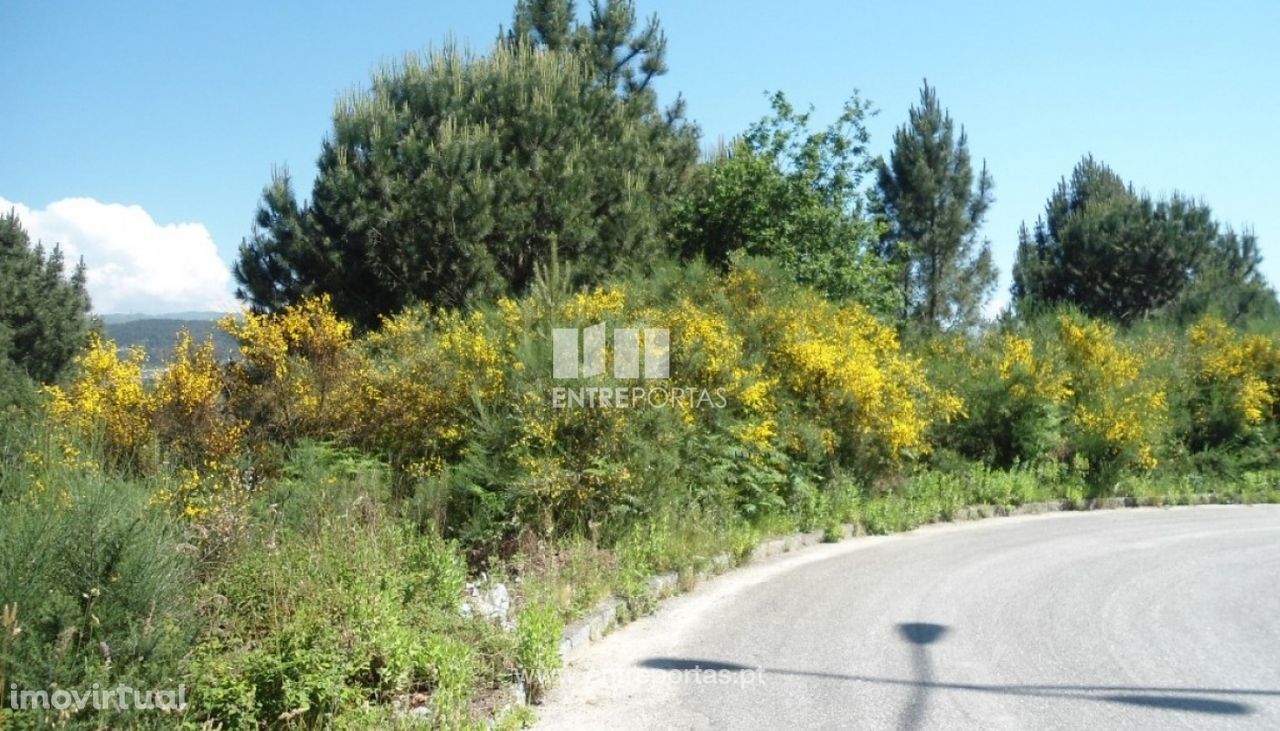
[233,170,312,312]
[1164,228,1280,325]
[874,81,996,329]
[237,0,696,328]
[0,210,92,383]
[509,0,670,100]
[1011,155,1274,323]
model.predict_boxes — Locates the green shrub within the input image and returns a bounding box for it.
[248,441,392,532]
[924,330,1065,468]
[0,358,37,415]
[0,427,196,730]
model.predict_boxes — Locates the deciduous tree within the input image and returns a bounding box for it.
[677,92,897,314]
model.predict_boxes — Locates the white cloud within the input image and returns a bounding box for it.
[0,197,237,315]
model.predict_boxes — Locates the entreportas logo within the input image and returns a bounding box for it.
[550,323,726,409]
[553,323,669,380]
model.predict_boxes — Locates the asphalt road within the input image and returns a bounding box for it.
[534,505,1280,730]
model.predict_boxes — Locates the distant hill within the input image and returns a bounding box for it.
[99,311,230,325]
[103,318,240,364]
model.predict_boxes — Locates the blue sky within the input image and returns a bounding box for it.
[2,0,1277,314]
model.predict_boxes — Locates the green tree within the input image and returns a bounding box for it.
[1158,228,1279,326]
[509,0,671,102]
[1011,155,1276,324]
[874,81,996,329]
[233,171,310,313]
[676,92,897,314]
[236,1,696,328]
[0,211,92,384]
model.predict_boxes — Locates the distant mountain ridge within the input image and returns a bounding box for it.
[102,317,240,363]
[99,311,231,325]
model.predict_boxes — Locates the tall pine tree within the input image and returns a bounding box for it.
[1168,228,1280,325]
[236,0,696,328]
[0,210,92,384]
[509,0,671,101]
[874,81,996,329]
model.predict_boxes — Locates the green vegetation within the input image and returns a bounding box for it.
[0,407,195,731]
[5,1,1280,729]
[187,444,509,729]
[9,259,1280,727]
[676,91,896,313]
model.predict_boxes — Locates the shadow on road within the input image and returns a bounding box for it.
[638,621,1266,727]
[896,623,948,729]
[1100,694,1252,714]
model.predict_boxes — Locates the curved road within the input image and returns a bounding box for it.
[534,505,1280,730]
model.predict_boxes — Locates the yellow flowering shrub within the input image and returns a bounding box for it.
[41,331,249,517]
[560,287,626,323]
[759,291,960,464]
[502,339,644,529]
[360,307,509,473]
[723,262,776,323]
[52,255,1280,538]
[44,333,153,466]
[923,330,1071,468]
[655,299,742,389]
[152,332,244,465]
[731,367,782,449]
[1057,314,1167,471]
[733,418,778,449]
[998,333,1072,404]
[150,465,245,520]
[1184,316,1280,444]
[437,311,509,400]
[220,295,367,442]
[224,295,353,376]
[10,429,102,507]
[150,332,247,516]
[737,372,777,414]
